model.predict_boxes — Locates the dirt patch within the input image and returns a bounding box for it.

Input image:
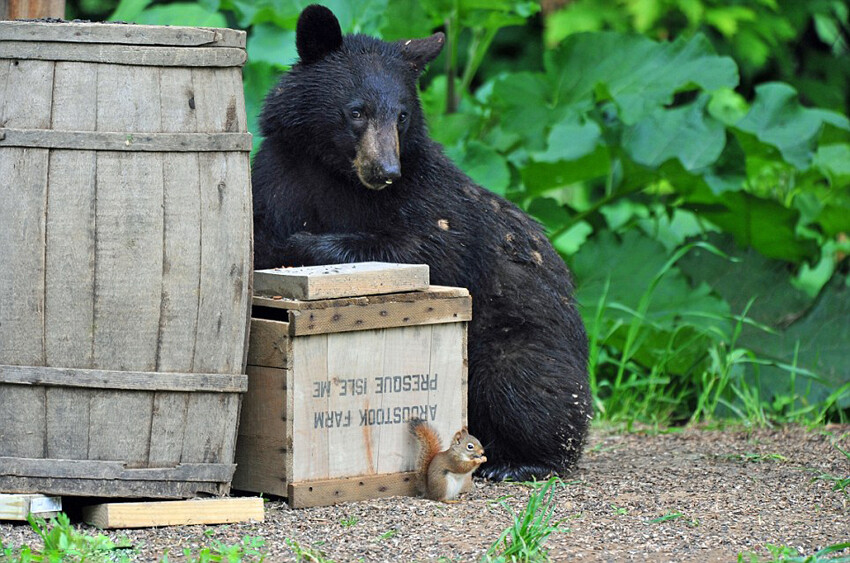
[2,425,848,561]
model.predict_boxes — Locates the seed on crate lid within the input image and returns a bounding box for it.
[272,295,283,300]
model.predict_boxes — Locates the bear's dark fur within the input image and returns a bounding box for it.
[252,4,592,481]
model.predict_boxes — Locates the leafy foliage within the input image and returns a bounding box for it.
[84,0,850,424]
[0,513,133,562]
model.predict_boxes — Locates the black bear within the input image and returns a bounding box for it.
[252,4,592,481]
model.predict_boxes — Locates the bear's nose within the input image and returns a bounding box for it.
[379,163,401,185]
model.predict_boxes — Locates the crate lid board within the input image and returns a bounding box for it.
[254,262,430,301]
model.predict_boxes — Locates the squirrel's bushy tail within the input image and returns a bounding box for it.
[409,418,442,492]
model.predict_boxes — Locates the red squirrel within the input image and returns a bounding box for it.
[409,418,486,501]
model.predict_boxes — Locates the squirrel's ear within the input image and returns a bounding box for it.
[398,32,445,73]
[296,4,343,65]
[452,430,463,444]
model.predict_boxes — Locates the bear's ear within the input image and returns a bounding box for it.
[296,4,343,65]
[398,32,445,73]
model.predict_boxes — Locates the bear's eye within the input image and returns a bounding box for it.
[350,109,364,120]
[398,112,409,124]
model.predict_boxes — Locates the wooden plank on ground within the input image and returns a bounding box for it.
[0,494,61,520]
[254,263,429,301]
[81,497,263,529]
[288,472,417,509]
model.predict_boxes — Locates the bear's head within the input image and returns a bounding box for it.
[260,4,445,191]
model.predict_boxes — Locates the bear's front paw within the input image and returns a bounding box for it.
[281,231,353,266]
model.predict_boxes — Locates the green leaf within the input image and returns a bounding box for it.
[813,143,850,186]
[572,229,731,371]
[322,0,388,35]
[622,96,726,171]
[379,0,433,40]
[691,192,818,263]
[446,141,510,195]
[521,146,610,195]
[573,230,730,330]
[490,72,562,150]
[677,233,813,328]
[545,32,739,124]
[743,273,850,408]
[247,24,297,68]
[734,82,850,170]
[108,0,153,21]
[124,2,227,26]
[242,60,283,152]
[532,118,602,163]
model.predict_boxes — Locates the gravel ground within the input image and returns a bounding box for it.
[2,424,848,562]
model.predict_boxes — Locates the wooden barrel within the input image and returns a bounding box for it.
[0,21,252,498]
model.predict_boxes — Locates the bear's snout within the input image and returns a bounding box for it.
[353,122,401,190]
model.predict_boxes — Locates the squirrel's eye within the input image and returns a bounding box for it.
[466,443,474,450]
[398,111,409,123]
[350,109,363,119]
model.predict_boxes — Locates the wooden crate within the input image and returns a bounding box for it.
[0,20,252,498]
[232,264,470,508]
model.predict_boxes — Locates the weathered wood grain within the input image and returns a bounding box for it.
[82,497,263,529]
[246,319,292,369]
[45,388,90,459]
[253,285,469,311]
[147,392,189,467]
[232,365,288,495]
[93,63,162,372]
[0,21,245,48]
[288,472,417,509]
[428,323,467,434]
[377,325,433,474]
[237,366,287,438]
[327,329,386,478]
[254,263,430,301]
[231,434,288,495]
[45,61,97,369]
[87,390,152,464]
[0,59,53,367]
[286,294,471,336]
[0,386,45,458]
[156,66,201,373]
[291,334,330,482]
[0,41,247,67]
[0,475,224,498]
[0,128,253,151]
[0,364,248,392]
[0,457,235,481]
[181,392,240,464]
